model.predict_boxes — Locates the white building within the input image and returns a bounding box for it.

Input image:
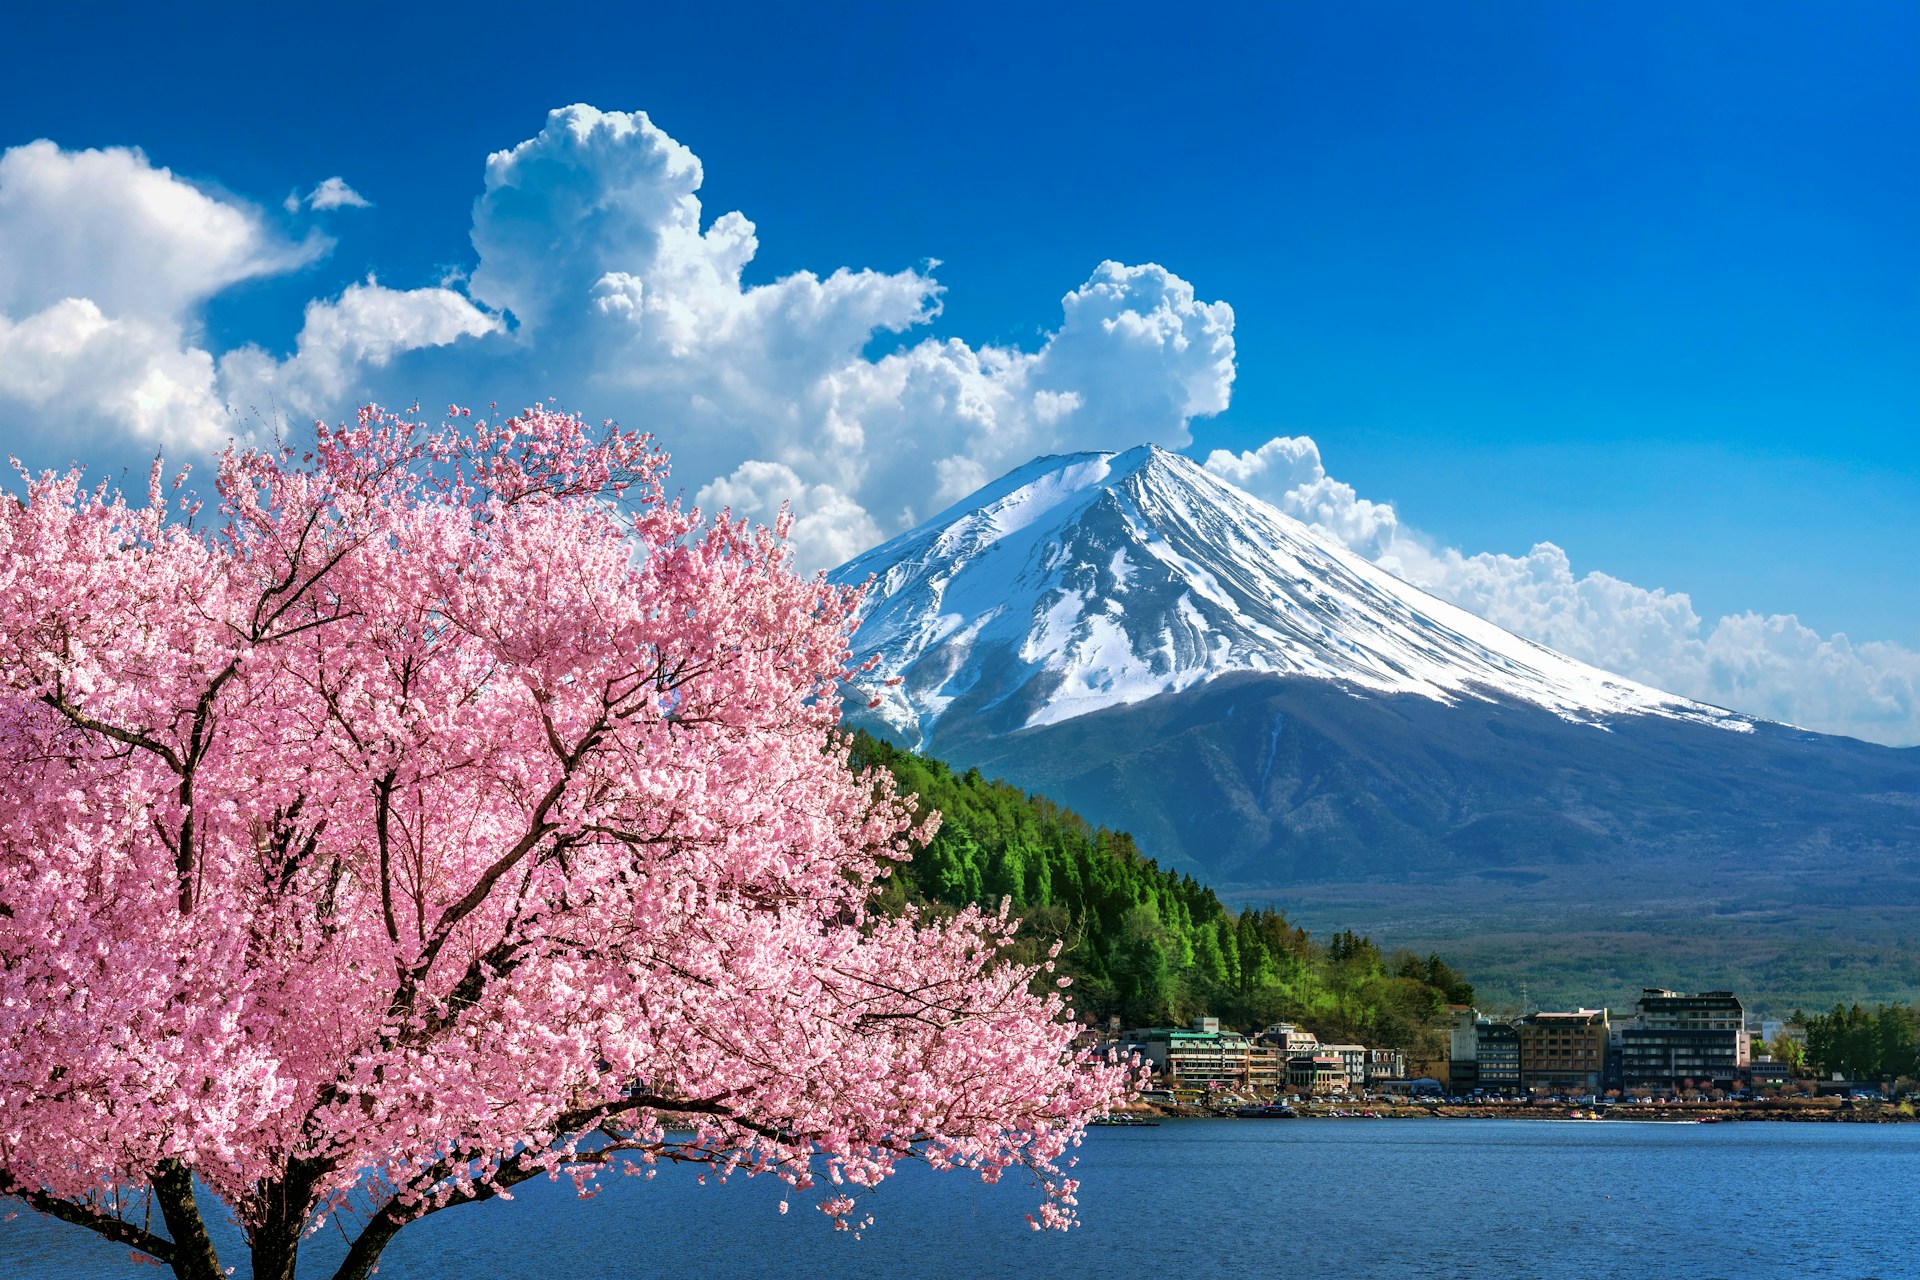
[1320,1043,1369,1088]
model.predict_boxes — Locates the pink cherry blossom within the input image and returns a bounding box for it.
[0,405,1129,1280]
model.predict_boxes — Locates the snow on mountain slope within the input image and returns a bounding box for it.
[830,445,1752,744]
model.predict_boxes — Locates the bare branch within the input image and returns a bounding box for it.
[38,694,184,774]
[3,1179,177,1267]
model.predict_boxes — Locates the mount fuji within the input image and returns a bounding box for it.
[839,444,1750,745]
[830,446,1920,1007]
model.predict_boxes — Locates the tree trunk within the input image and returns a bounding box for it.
[250,1232,299,1280]
[151,1160,225,1280]
[247,1159,326,1280]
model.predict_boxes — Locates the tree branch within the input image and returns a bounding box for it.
[373,773,401,948]
[324,1091,757,1280]
[38,694,184,774]
[414,759,578,979]
[4,1182,176,1266]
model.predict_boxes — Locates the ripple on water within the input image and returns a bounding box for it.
[3,1119,1915,1279]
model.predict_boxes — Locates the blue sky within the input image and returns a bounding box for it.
[1,2,1915,741]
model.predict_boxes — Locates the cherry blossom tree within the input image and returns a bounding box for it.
[0,405,1127,1280]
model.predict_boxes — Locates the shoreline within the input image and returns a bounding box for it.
[1125,1098,1915,1124]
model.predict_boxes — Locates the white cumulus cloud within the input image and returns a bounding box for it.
[1204,435,1398,558]
[0,139,302,450]
[0,108,1234,566]
[824,261,1235,524]
[287,176,373,212]
[695,460,882,573]
[0,141,323,320]
[219,278,499,423]
[0,141,491,453]
[0,108,1236,525]
[1204,435,1920,745]
[0,299,228,452]
[452,104,1235,548]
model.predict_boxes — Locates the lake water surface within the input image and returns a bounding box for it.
[5,1120,1914,1279]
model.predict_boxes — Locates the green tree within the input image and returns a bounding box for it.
[1768,1031,1808,1077]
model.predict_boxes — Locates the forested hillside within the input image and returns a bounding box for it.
[852,732,1473,1058]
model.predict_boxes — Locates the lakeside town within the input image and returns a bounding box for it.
[1098,987,1919,1121]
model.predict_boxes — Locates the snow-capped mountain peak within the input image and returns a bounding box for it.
[831,445,1749,744]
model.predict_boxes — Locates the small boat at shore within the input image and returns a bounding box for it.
[1090,1115,1161,1127]
[1233,1103,1298,1119]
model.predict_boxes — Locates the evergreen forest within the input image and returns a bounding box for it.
[853,732,1474,1059]
[1796,1003,1920,1082]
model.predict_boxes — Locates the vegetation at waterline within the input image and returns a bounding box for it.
[1797,1002,1920,1082]
[853,732,1474,1059]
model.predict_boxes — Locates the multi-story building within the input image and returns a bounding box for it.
[1127,1017,1253,1091]
[1366,1048,1406,1083]
[1320,1043,1368,1090]
[1258,1022,1321,1058]
[1476,1020,1521,1093]
[1617,1028,1743,1091]
[1518,1009,1609,1094]
[1635,991,1748,1064]
[1616,990,1747,1091]
[1287,1054,1349,1094]
[1246,1042,1286,1095]
[1447,1007,1481,1091]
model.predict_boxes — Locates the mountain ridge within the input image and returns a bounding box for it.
[830,447,1920,1008]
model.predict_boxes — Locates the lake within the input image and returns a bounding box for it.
[5,1120,1915,1279]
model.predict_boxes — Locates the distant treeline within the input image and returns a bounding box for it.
[1796,1003,1920,1081]
[852,732,1473,1058]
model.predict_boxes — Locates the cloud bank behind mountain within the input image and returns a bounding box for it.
[1205,437,1919,746]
